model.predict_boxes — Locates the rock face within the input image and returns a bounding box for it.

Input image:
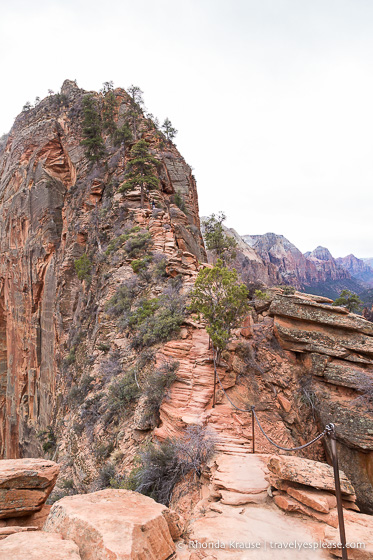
[0,80,206,460]
[0,459,59,518]
[0,531,81,560]
[336,254,373,286]
[269,293,373,513]
[44,489,177,560]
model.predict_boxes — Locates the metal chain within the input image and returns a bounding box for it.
[252,407,327,451]
[213,359,327,451]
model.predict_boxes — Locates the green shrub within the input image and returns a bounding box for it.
[74,254,92,281]
[131,255,152,273]
[281,285,296,295]
[106,370,140,415]
[142,359,179,419]
[97,463,116,489]
[174,190,186,213]
[131,305,184,349]
[68,375,94,406]
[97,342,110,353]
[254,289,269,300]
[105,279,139,317]
[124,231,152,258]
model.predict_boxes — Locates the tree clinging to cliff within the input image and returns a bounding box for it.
[162,118,178,142]
[333,290,363,313]
[120,140,160,208]
[80,95,105,162]
[203,212,237,265]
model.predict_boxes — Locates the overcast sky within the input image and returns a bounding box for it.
[1,0,372,258]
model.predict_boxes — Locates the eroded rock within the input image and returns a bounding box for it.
[44,489,177,560]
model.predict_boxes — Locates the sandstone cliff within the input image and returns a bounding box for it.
[0,79,205,462]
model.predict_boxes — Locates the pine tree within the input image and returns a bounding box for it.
[80,95,105,162]
[333,290,363,313]
[120,140,160,207]
[203,212,237,265]
[101,81,117,135]
[126,85,145,140]
[162,118,178,141]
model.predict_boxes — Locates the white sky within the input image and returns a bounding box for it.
[1,0,372,258]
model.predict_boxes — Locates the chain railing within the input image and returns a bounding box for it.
[211,354,348,560]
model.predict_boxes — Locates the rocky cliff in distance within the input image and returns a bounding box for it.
[337,254,373,286]
[240,232,365,299]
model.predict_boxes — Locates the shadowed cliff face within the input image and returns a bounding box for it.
[0,80,206,459]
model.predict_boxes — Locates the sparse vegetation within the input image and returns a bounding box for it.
[174,190,186,213]
[80,94,105,162]
[280,285,296,295]
[106,370,141,416]
[202,212,237,265]
[74,254,92,281]
[134,425,216,505]
[119,140,160,207]
[142,359,179,420]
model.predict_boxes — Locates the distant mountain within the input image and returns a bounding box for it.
[336,254,373,286]
[363,258,373,269]
[241,233,356,298]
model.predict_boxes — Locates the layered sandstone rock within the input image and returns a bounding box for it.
[44,489,177,560]
[0,459,59,518]
[0,531,81,560]
[269,293,373,513]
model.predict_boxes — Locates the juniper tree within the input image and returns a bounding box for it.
[188,260,249,406]
[120,140,160,207]
[203,212,237,265]
[162,118,178,142]
[80,95,105,162]
[333,290,363,313]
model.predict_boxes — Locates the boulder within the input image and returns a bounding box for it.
[0,459,59,518]
[0,531,81,559]
[44,489,177,559]
[267,455,355,497]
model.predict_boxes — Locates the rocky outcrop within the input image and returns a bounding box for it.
[0,459,59,518]
[0,531,81,560]
[44,489,178,560]
[269,293,373,513]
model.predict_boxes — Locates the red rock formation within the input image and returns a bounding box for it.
[0,80,206,460]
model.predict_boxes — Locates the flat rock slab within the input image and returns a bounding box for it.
[268,455,355,496]
[44,489,176,560]
[0,459,59,518]
[189,505,327,559]
[212,454,269,495]
[0,531,81,559]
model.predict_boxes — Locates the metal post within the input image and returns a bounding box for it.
[326,424,348,560]
[251,406,255,454]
